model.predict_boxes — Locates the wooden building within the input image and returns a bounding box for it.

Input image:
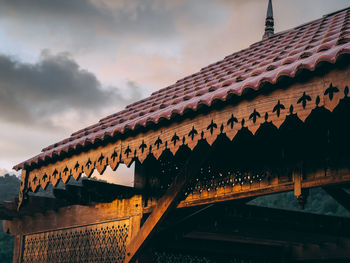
[2,2,350,262]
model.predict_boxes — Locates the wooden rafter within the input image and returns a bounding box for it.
[52,179,138,205]
[152,203,350,262]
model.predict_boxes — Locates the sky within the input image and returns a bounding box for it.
[0,0,349,175]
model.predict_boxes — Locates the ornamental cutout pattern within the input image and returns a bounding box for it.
[22,219,129,263]
[17,69,350,207]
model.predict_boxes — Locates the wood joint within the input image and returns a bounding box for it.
[124,147,210,263]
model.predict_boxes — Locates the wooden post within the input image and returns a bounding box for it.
[293,165,302,198]
[134,161,147,190]
[124,146,210,263]
[293,164,309,210]
[12,235,24,263]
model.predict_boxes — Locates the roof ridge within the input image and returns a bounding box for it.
[153,6,350,97]
[253,6,350,48]
[323,6,350,18]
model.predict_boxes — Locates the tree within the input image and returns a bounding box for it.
[0,174,20,263]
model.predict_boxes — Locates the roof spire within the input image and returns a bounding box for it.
[263,0,274,39]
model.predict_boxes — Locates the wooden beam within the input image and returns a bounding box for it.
[152,203,350,261]
[184,231,294,247]
[124,145,210,263]
[4,195,142,236]
[176,167,350,208]
[323,185,350,212]
[82,179,138,201]
[1,196,64,220]
[184,223,350,247]
[12,235,24,263]
[53,188,76,204]
[178,204,350,246]
[22,196,63,216]
[0,204,17,220]
[141,168,350,214]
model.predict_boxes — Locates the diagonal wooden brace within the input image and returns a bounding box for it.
[124,148,209,263]
[323,185,350,212]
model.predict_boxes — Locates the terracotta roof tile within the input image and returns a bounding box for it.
[14,7,350,170]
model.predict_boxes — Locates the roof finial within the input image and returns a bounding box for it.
[263,0,274,39]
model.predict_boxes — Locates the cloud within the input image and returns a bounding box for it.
[0,0,177,50]
[0,168,20,177]
[0,168,8,177]
[0,0,225,37]
[1,0,350,172]
[0,51,143,129]
[0,0,227,60]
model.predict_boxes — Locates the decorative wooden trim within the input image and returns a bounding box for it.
[21,219,131,262]
[139,167,350,212]
[18,66,350,207]
[183,168,350,206]
[125,146,210,262]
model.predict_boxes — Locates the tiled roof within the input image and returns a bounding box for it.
[14,7,350,170]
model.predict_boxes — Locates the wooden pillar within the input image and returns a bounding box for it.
[18,169,29,210]
[293,165,302,198]
[12,235,24,263]
[293,164,309,209]
[134,161,147,191]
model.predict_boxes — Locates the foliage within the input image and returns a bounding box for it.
[0,225,14,263]
[249,187,350,217]
[0,174,20,263]
[0,173,349,263]
[0,174,20,202]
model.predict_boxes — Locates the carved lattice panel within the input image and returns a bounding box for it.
[154,252,214,263]
[22,219,129,263]
[153,251,273,263]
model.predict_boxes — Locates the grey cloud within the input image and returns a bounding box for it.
[0,51,142,127]
[1,0,349,56]
[0,0,177,40]
[0,168,9,177]
[0,0,227,52]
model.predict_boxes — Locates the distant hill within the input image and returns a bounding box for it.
[0,174,20,263]
[249,187,350,217]
[0,174,20,202]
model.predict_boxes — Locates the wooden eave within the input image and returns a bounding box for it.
[17,60,350,198]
